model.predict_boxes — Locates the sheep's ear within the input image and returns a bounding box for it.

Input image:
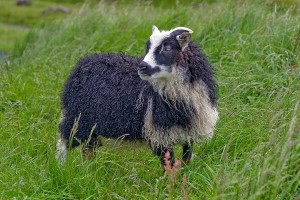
[152,25,160,34]
[176,31,192,50]
[171,27,193,50]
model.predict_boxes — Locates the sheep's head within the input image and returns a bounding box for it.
[138,26,193,82]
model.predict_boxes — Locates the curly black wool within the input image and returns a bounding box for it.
[59,43,217,149]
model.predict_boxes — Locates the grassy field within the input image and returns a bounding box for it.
[1,0,300,199]
[0,0,82,52]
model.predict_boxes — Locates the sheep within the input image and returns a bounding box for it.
[56,26,218,168]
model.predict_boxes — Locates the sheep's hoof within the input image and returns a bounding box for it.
[163,158,182,178]
[182,153,194,166]
[182,159,191,165]
[81,148,95,162]
[82,137,103,161]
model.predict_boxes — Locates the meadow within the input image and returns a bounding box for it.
[0,0,299,199]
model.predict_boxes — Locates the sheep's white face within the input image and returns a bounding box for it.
[138,26,193,81]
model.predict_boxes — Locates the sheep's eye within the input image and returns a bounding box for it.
[163,45,172,51]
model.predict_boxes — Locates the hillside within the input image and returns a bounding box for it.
[0,0,299,199]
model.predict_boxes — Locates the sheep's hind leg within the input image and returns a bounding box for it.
[82,136,103,161]
[182,143,194,164]
[56,138,68,165]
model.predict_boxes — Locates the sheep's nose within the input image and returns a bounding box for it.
[138,61,150,74]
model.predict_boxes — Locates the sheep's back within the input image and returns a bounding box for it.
[60,53,148,145]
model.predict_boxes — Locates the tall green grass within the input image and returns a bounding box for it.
[0,0,299,199]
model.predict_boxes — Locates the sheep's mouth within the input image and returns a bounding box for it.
[138,66,161,79]
[138,71,151,80]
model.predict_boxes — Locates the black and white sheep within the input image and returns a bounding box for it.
[56,26,218,167]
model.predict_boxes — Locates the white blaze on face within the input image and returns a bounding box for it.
[143,26,193,69]
[143,26,169,68]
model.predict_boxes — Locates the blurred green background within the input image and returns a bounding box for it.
[1,0,299,52]
[0,0,82,53]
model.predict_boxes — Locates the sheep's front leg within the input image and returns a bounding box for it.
[182,143,194,164]
[151,146,174,169]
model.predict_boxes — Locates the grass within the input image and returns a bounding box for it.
[0,0,300,199]
[0,23,28,52]
[0,0,80,52]
[0,0,80,26]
